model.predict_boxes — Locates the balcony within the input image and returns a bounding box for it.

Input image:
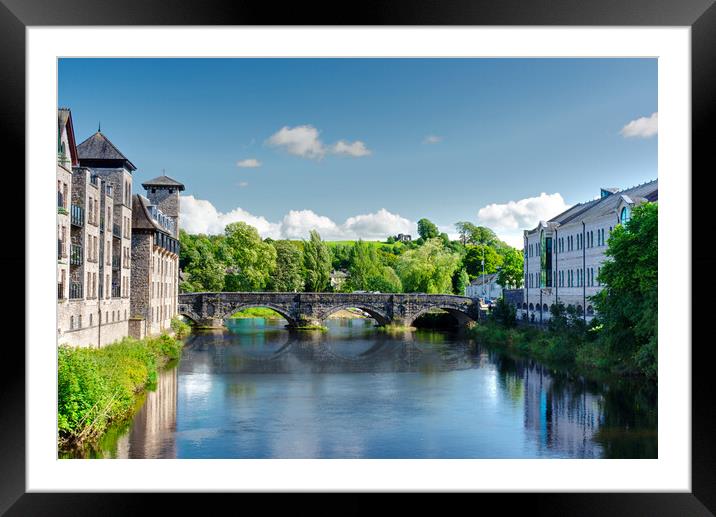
[70,244,83,266]
[113,223,121,239]
[57,283,65,300]
[70,205,84,227]
[57,239,67,259]
[111,285,121,298]
[69,282,83,300]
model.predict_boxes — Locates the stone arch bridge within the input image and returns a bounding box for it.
[178,292,484,328]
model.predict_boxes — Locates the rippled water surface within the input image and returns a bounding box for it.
[84,318,657,459]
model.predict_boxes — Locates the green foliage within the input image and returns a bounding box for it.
[463,244,503,278]
[229,307,284,318]
[345,240,402,293]
[57,335,183,447]
[417,218,439,240]
[396,238,460,293]
[170,316,191,339]
[269,240,304,292]
[453,268,470,295]
[223,222,277,291]
[497,247,524,288]
[455,222,502,247]
[491,297,517,328]
[591,203,658,378]
[303,230,332,292]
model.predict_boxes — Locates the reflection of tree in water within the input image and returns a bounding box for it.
[491,351,656,458]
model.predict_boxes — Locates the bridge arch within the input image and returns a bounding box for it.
[408,305,476,326]
[222,303,298,326]
[318,304,390,326]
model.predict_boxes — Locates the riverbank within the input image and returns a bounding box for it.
[471,319,649,382]
[57,333,183,454]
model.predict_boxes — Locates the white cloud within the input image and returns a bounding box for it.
[266,125,371,160]
[475,192,571,248]
[266,125,326,159]
[180,195,281,237]
[237,181,249,188]
[237,158,261,168]
[331,140,371,157]
[423,135,442,144]
[620,112,658,138]
[180,196,415,241]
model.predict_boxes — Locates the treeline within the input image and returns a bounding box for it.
[179,217,524,295]
[479,203,658,379]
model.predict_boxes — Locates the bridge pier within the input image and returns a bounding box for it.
[197,318,225,329]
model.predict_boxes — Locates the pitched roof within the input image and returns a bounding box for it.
[470,273,499,286]
[77,131,136,171]
[57,108,79,167]
[534,179,658,230]
[141,174,185,191]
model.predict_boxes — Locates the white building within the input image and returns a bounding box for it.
[520,180,657,323]
[465,273,502,300]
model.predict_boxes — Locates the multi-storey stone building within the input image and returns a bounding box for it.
[129,176,183,339]
[57,109,138,347]
[520,180,658,323]
[57,108,185,347]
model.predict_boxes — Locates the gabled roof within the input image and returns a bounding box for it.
[528,179,658,232]
[77,131,136,171]
[57,108,79,167]
[131,194,171,233]
[470,273,499,286]
[142,174,185,191]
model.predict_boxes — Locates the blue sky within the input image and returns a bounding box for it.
[58,58,657,247]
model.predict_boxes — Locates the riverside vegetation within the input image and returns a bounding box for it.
[58,326,185,452]
[474,203,658,380]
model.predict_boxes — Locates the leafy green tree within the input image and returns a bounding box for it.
[417,218,439,241]
[463,244,503,279]
[396,238,460,293]
[269,240,304,292]
[454,268,471,295]
[347,241,403,293]
[455,222,500,246]
[591,203,657,378]
[303,230,332,292]
[497,247,524,288]
[223,222,277,291]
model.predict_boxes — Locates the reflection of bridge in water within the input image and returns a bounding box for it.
[180,327,480,375]
[178,292,484,329]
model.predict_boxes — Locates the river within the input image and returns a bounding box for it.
[75,317,657,459]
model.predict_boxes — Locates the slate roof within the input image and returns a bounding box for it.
[141,174,185,191]
[57,108,78,167]
[131,194,159,232]
[77,131,136,171]
[528,179,658,232]
[470,273,499,286]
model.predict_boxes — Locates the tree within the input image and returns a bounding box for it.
[269,240,304,292]
[417,218,439,241]
[454,222,499,246]
[463,244,503,279]
[223,222,277,291]
[347,241,403,293]
[454,268,470,295]
[396,238,460,293]
[303,230,331,292]
[497,247,524,288]
[591,203,657,378]
[179,230,226,292]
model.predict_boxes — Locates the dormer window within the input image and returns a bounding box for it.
[620,206,630,225]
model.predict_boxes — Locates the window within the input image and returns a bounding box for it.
[90,314,93,326]
[620,207,630,225]
[78,315,82,328]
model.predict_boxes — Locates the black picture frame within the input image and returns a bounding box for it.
[2,0,714,513]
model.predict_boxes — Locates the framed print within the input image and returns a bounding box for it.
[3,0,715,513]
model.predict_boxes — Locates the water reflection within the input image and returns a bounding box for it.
[88,317,656,459]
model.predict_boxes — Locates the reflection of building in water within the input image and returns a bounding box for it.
[522,363,604,458]
[116,367,178,458]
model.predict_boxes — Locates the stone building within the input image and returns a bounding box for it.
[520,180,657,323]
[57,109,136,347]
[129,175,183,339]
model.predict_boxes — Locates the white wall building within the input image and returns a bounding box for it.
[520,180,657,323]
[465,273,502,300]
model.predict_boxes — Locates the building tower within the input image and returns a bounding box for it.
[141,175,184,239]
[129,174,184,338]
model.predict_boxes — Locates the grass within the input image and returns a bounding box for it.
[229,307,284,319]
[57,334,183,452]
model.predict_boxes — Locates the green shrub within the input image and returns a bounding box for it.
[170,316,192,339]
[57,334,183,448]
